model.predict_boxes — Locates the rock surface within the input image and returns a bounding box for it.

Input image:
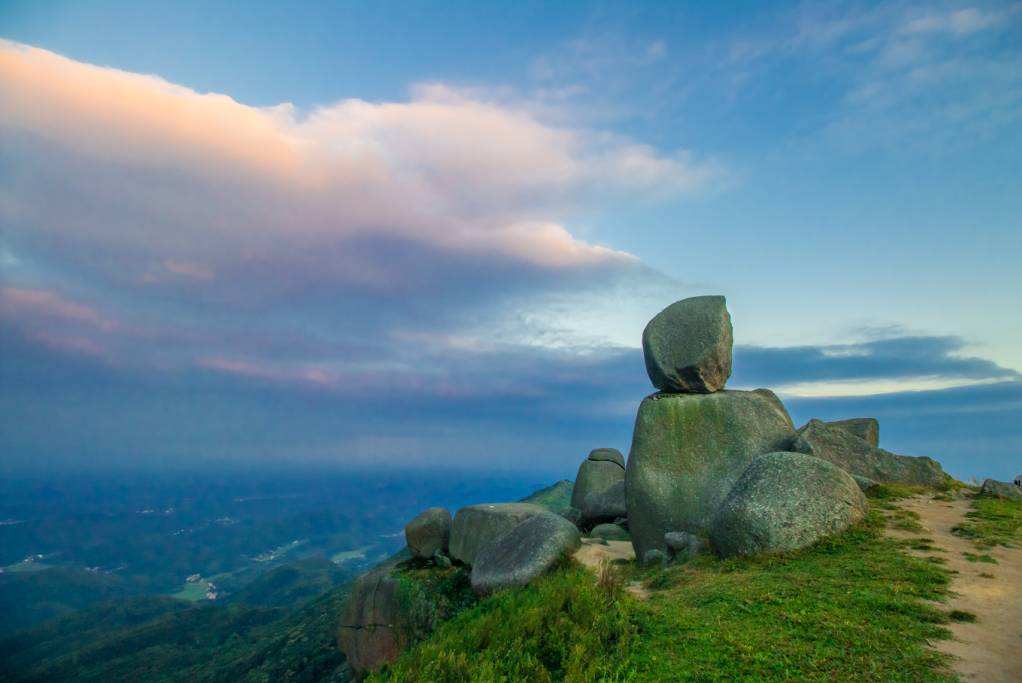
[405,507,451,559]
[570,450,625,512]
[579,479,627,527]
[664,531,704,561]
[642,295,733,393]
[852,474,879,493]
[711,452,868,557]
[590,522,630,541]
[625,390,795,558]
[752,388,795,430]
[825,418,880,447]
[980,478,1022,501]
[448,503,549,566]
[587,447,626,467]
[792,419,945,487]
[471,514,581,595]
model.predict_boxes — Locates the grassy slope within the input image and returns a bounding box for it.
[373,500,956,682]
[951,493,1022,549]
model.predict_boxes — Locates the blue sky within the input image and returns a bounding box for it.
[1,1,1020,480]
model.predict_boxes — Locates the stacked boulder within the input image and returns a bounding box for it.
[570,448,626,528]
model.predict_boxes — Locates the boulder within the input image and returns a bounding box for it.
[625,390,795,558]
[792,419,945,487]
[448,503,549,566]
[664,531,704,561]
[852,474,879,493]
[752,388,795,430]
[980,478,1022,501]
[579,479,626,527]
[471,514,581,595]
[404,507,451,559]
[587,447,626,467]
[570,450,625,512]
[711,452,868,557]
[641,295,733,393]
[641,549,667,566]
[825,418,880,447]
[590,523,630,541]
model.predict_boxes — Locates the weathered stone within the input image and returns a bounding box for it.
[625,390,795,559]
[852,474,879,493]
[471,514,581,595]
[580,479,626,527]
[711,452,868,557]
[559,507,582,527]
[570,454,625,512]
[752,388,795,430]
[825,418,880,447]
[664,531,704,562]
[642,295,733,393]
[448,503,549,566]
[641,549,667,566]
[404,507,451,559]
[587,447,626,467]
[792,419,945,487]
[590,523,630,541]
[980,478,1022,501]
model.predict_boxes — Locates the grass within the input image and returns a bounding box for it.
[947,609,977,623]
[951,494,1022,549]
[978,572,995,579]
[371,508,954,682]
[962,552,997,564]
[887,508,925,533]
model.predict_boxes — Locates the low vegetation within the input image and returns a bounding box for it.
[373,500,954,682]
[951,494,1022,549]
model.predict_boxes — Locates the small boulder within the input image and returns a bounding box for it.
[471,514,581,595]
[825,418,879,447]
[641,295,733,393]
[980,478,1022,501]
[792,419,945,487]
[711,452,868,557]
[626,390,795,559]
[590,523,630,541]
[641,549,667,566]
[664,531,704,561]
[570,449,626,511]
[448,503,549,566]
[404,507,451,559]
[580,479,627,527]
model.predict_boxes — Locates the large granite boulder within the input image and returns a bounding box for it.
[625,390,795,558]
[791,419,945,487]
[579,479,626,527]
[980,478,1022,501]
[448,503,549,566]
[825,418,879,447]
[570,449,625,512]
[752,388,795,430]
[711,452,869,557]
[470,514,581,595]
[405,507,451,559]
[641,295,733,393]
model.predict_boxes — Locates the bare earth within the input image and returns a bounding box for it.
[886,495,1022,682]
[573,538,650,599]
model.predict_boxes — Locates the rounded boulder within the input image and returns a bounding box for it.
[641,295,733,393]
[470,514,581,595]
[404,507,452,559]
[448,503,549,566]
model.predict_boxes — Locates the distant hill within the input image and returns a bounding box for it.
[519,479,574,514]
[0,567,135,636]
[226,555,348,608]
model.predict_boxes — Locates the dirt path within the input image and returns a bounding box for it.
[573,538,650,599]
[885,495,1022,682]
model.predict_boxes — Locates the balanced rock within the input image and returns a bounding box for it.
[471,514,581,595]
[580,479,627,527]
[711,452,868,557]
[642,295,733,393]
[825,418,879,447]
[570,448,625,518]
[980,478,1022,501]
[405,507,451,559]
[449,503,549,566]
[792,419,944,487]
[626,390,795,559]
[590,522,629,541]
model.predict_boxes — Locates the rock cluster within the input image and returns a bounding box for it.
[980,478,1022,501]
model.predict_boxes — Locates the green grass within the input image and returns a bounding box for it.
[951,494,1022,549]
[947,609,977,623]
[170,580,210,602]
[961,552,997,564]
[887,508,925,533]
[371,510,954,682]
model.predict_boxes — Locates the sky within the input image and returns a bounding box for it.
[1,0,1020,481]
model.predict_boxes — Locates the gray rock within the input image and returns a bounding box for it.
[825,418,880,447]
[559,507,582,527]
[404,507,452,559]
[664,531,704,562]
[752,388,795,430]
[587,447,626,467]
[641,549,667,566]
[711,452,869,557]
[590,523,630,541]
[570,453,625,512]
[625,390,795,559]
[580,479,627,527]
[980,478,1022,501]
[792,419,945,487]
[1016,474,1022,488]
[471,514,581,595]
[448,503,549,566]
[852,474,879,493]
[642,295,733,393]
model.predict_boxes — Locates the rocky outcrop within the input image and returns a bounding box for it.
[625,390,795,558]
[791,419,945,487]
[448,503,549,566]
[642,295,733,393]
[711,452,868,557]
[825,418,879,447]
[579,479,626,527]
[570,449,625,512]
[405,507,451,559]
[980,478,1022,501]
[470,514,581,595]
